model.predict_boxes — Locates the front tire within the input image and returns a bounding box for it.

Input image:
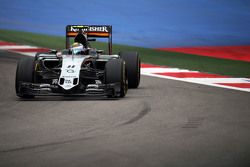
[15,57,35,98]
[119,51,140,88]
[105,59,127,98]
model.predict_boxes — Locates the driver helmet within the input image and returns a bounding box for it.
[70,42,84,55]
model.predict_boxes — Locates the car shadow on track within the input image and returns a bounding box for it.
[15,96,121,102]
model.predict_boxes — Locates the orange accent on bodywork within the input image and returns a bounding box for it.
[67,32,110,37]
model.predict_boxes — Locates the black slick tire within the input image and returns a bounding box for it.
[105,59,127,98]
[119,51,140,88]
[15,57,35,98]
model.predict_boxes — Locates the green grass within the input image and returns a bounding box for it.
[1,29,250,77]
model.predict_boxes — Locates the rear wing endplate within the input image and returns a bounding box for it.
[66,25,112,54]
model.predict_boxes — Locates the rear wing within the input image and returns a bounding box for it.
[66,25,112,54]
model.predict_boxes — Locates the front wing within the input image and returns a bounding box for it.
[17,82,121,97]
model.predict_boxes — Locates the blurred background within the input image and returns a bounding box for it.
[1,0,250,48]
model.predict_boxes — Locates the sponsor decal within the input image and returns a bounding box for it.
[65,79,72,84]
[67,65,75,68]
[52,79,58,85]
[70,26,89,32]
[69,26,109,33]
[62,75,76,78]
[89,26,108,32]
[66,65,75,73]
[66,69,74,73]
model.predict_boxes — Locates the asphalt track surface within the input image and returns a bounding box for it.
[0,51,250,167]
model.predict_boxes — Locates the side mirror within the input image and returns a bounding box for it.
[49,49,57,54]
[88,38,96,41]
[97,50,104,54]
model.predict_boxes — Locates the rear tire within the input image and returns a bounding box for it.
[15,57,35,98]
[119,51,140,88]
[105,59,127,98]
